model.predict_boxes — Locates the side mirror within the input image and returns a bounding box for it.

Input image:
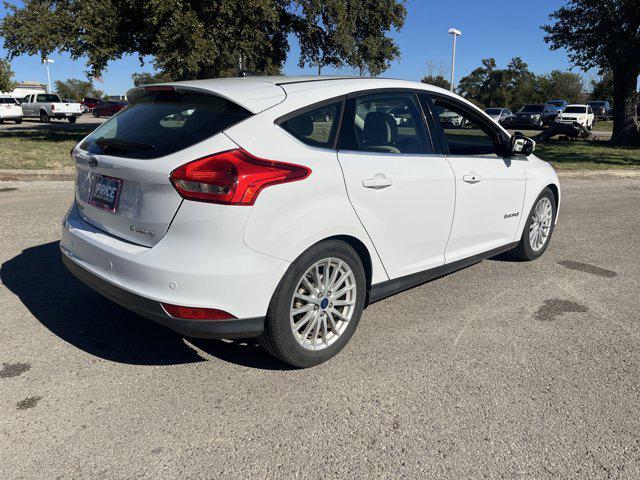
[511,134,535,156]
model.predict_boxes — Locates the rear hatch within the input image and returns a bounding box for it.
[74,87,254,247]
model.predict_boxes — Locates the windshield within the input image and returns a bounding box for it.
[563,106,587,114]
[80,90,252,159]
[485,108,502,115]
[36,94,61,102]
[547,101,564,107]
[520,105,544,113]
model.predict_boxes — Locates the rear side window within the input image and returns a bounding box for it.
[279,101,342,148]
[80,90,252,159]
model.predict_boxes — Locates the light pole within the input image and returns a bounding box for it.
[43,58,54,93]
[448,28,462,92]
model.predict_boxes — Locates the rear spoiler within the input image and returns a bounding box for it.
[126,79,286,114]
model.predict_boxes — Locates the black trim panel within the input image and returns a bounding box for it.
[368,242,519,304]
[62,253,264,339]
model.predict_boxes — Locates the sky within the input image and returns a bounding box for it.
[0,0,591,95]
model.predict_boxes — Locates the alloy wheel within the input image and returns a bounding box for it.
[289,258,357,351]
[529,197,553,252]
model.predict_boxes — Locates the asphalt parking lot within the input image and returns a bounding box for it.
[1,177,639,479]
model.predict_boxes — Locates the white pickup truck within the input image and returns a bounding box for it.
[0,97,23,124]
[21,92,82,123]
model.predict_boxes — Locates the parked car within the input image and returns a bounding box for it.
[510,104,557,128]
[21,93,82,123]
[92,101,128,117]
[587,100,612,120]
[0,96,23,123]
[545,99,567,113]
[82,97,103,110]
[438,110,467,128]
[484,107,512,125]
[555,104,595,130]
[61,76,560,367]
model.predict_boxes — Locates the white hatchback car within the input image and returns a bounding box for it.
[61,76,560,367]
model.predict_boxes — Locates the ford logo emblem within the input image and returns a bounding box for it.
[88,157,98,169]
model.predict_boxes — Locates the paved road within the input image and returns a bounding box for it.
[1,178,639,479]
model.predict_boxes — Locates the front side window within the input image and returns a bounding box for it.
[339,92,432,154]
[430,96,504,156]
[279,101,342,148]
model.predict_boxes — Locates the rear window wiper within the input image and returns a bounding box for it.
[95,138,156,153]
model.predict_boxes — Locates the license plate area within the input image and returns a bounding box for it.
[89,174,122,213]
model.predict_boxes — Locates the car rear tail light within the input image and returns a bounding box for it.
[170,149,311,205]
[162,303,236,321]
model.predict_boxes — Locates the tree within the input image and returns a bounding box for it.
[1,0,406,82]
[342,1,406,76]
[421,75,450,90]
[293,0,405,76]
[54,78,103,101]
[1,0,292,80]
[589,71,614,104]
[421,60,451,89]
[543,0,640,145]
[131,72,172,87]
[538,70,584,104]
[0,59,16,93]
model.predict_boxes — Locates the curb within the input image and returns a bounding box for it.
[0,169,75,182]
[556,169,640,179]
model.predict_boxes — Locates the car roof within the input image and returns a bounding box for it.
[126,75,455,114]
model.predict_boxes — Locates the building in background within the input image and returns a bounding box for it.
[2,81,47,98]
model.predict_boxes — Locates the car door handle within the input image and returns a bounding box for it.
[463,173,481,184]
[363,174,393,189]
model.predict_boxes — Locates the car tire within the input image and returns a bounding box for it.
[40,111,50,123]
[258,240,366,368]
[68,116,77,124]
[15,119,22,124]
[509,187,557,261]
[93,110,99,118]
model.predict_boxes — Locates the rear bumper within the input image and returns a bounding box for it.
[53,112,81,119]
[0,115,21,121]
[60,201,289,331]
[62,247,264,339]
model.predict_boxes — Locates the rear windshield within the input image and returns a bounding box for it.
[0,98,18,104]
[564,106,587,113]
[80,90,252,159]
[520,105,544,113]
[36,94,61,102]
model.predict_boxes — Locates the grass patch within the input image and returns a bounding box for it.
[0,129,90,169]
[1,124,638,172]
[536,139,640,170]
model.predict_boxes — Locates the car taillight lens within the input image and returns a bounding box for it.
[170,149,311,205]
[162,303,236,321]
